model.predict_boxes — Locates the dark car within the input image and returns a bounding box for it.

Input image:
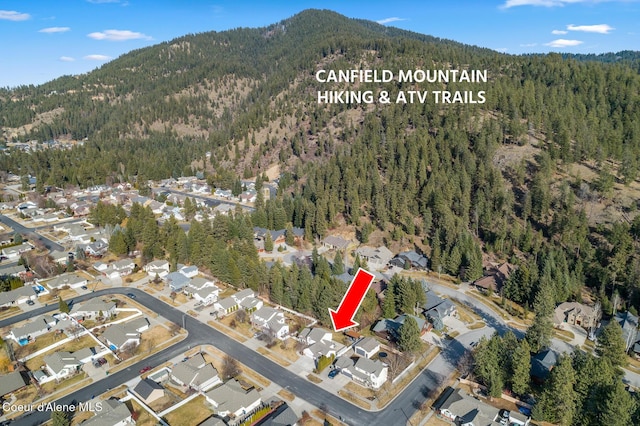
[81,285,88,290]
[127,293,136,299]
[139,366,152,374]
[328,369,340,379]
[26,299,35,305]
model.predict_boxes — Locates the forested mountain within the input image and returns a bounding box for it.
[2,9,640,317]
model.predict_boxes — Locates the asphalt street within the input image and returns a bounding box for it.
[0,214,64,252]
[4,287,446,426]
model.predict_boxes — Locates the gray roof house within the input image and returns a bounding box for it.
[133,378,165,404]
[615,311,639,352]
[171,360,221,392]
[204,379,262,418]
[10,318,51,341]
[0,285,37,307]
[214,297,238,315]
[71,299,117,319]
[530,349,558,382]
[0,371,28,397]
[166,271,190,291]
[423,290,457,331]
[45,273,88,289]
[103,324,140,351]
[81,399,133,426]
[390,250,429,270]
[352,356,388,389]
[437,388,501,426]
[43,351,83,380]
[353,337,380,359]
[354,246,394,270]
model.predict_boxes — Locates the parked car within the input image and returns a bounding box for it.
[139,366,152,374]
[81,286,88,290]
[127,293,136,299]
[328,369,340,379]
[98,357,107,366]
[26,300,35,306]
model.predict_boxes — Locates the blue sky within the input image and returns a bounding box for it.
[1,0,638,88]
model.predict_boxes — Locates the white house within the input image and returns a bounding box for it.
[298,327,332,346]
[204,379,262,418]
[194,287,219,306]
[239,296,263,312]
[186,277,216,294]
[45,273,88,290]
[70,299,116,320]
[352,357,388,389]
[43,351,84,381]
[104,259,135,279]
[9,318,51,342]
[1,243,33,260]
[179,264,199,278]
[232,289,255,304]
[0,285,37,308]
[213,297,238,316]
[144,259,170,279]
[251,307,289,340]
[82,399,133,426]
[103,323,141,351]
[353,337,380,359]
[170,354,221,392]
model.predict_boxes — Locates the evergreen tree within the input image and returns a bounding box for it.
[596,320,628,370]
[397,316,421,353]
[525,277,554,352]
[285,223,295,246]
[332,251,345,275]
[533,355,576,425]
[511,338,531,395]
[264,231,274,252]
[51,409,70,426]
[58,297,70,314]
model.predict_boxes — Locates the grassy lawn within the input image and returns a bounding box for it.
[207,320,247,342]
[25,334,95,371]
[219,313,254,338]
[126,399,157,426]
[41,372,91,395]
[204,345,271,388]
[8,385,39,416]
[163,395,213,426]
[468,322,487,330]
[119,298,159,318]
[337,389,372,409]
[307,374,322,384]
[149,395,177,413]
[39,288,79,305]
[311,409,346,426]
[0,306,21,320]
[14,331,65,359]
[256,346,291,367]
[343,381,375,399]
[269,339,300,362]
[277,389,295,401]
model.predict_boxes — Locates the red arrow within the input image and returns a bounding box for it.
[329,268,376,332]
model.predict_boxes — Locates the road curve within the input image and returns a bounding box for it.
[0,214,64,252]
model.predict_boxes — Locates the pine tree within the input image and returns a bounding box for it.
[398,316,421,353]
[285,223,295,246]
[533,355,576,425]
[526,277,554,352]
[332,251,345,275]
[264,231,274,252]
[51,409,70,426]
[596,320,628,370]
[511,338,531,395]
[58,297,70,314]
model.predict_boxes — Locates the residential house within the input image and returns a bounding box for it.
[322,235,351,251]
[553,302,601,331]
[103,323,141,351]
[232,288,256,304]
[298,327,333,346]
[422,289,457,331]
[473,262,515,293]
[179,264,199,278]
[166,271,191,292]
[143,259,171,279]
[0,285,37,307]
[170,355,221,391]
[104,259,135,279]
[354,246,394,270]
[133,378,166,404]
[186,277,216,295]
[0,263,28,279]
[372,314,428,342]
[436,388,501,426]
[251,307,289,340]
[240,296,263,312]
[615,311,639,353]
[45,273,88,290]
[389,250,429,270]
[353,337,380,359]
[204,379,262,418]
[303,337,347,361]
[1,242,33,260]
[0,371,28,398]
[259,403,299,426]
[81,398,133,426]
[214,297,239,316]
[84,240,108,257]
[530,349,558,383]
[9,318,51,342]
[126,317,150,333]
[71,299,117,320]
[49,250,72,265]
[194,287,220,306]
[43,351,84,381]
[352,357,388,389]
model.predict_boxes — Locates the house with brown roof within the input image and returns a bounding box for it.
[473,262,515,293]
[553,302,600,330]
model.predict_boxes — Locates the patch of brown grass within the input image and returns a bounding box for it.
[337,390,372,409]
[277,389,295,401]
[307,374,322,384]
[206,320,247,342]
[343,381,375,399]
[163,395,213,426]
[256,346,291,367]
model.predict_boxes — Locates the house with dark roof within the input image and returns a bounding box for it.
[204,379,262,418]
[258,403,299,426]
[436,388,503,426]
[422,289,457,331]
[133,378,165,404]
[615,311,639,353]
[372,314,428,342]
[473,262,515,293]
[389,250,429,270]
[530,349,558,383]
[81,399,133,426]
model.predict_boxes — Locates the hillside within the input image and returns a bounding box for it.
[2,9,640,314]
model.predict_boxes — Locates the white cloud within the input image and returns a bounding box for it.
[567,24,614,33]
[496,47,509,53]
[88,29,152,41]
[59,56,75,62]
[552,29,568,34]
[502,0,630,8]
[84,54,112,61]
[545,38,584,47]
[520,43,538,47]
[0,10,31,21]
[376,17,406,25]
[39,27,71,34]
